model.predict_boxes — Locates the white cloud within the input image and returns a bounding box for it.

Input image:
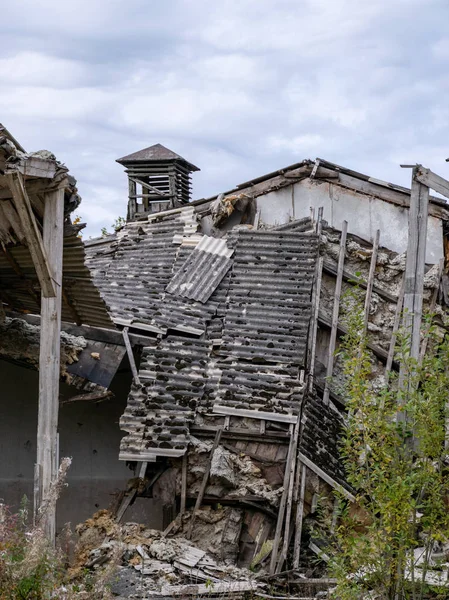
[0,0,448,237]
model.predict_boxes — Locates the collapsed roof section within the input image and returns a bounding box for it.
[86,209,319,459]
[0,125,112,329]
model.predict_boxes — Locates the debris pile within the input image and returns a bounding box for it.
[71,510,261,598]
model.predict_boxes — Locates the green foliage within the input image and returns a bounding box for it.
[101,216,126,237]
[329,297,449,600]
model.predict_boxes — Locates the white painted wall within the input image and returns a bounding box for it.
[257,179,443,264]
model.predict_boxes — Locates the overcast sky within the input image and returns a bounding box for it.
[2,0,449,237]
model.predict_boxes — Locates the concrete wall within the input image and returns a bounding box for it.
[0,360,163,531]
[256,178,444,264]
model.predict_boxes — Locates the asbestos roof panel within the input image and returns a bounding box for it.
[220,230,319,366]
[85,206,199,332]
[119,337,211,459]
[0,232,113,329]
[166,236,234,303]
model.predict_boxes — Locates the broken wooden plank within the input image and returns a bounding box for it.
[187,429,222,539]
[323,221,347,404]
[116,489,137,523]
[122,327,140,385]
[414,165,449,200]
[292,462,307,569]
[297,451,355,502]
[363,229,380,333]
[269,422,296,574]
[308,257,324,392]
[276,419,301,573]
[419,258,444,365]
[385,275,405,383]
[213,405,297,424]
[180,453,187,516]
[6,172,56,297]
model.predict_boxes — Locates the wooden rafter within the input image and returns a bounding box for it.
[5,172,56,298]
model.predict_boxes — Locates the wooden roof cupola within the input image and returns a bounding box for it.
[116,143,200,220]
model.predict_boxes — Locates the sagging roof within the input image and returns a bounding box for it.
[0,126,113,329]
[86,208,319,460]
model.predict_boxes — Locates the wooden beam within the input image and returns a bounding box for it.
[180,453,188,516]
[419,258,444,364]
[269,423,296,574]
[276,419,301,573]
[297,452,355,501]
[6,172,56,297]
[213,405,297,424]
[385,275,405,384]
[122,327,141,385]
[402,171,429,361]
[414,166,449,200]
[363,230,380,334]
[187,429,222,539]
[292,463,306,568]
[323,221,347,404]
[308,257,324,392]
[35,186,64,540]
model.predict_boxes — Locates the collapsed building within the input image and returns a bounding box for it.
[1,130,449,595]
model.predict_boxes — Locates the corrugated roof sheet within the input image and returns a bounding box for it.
[220,230,319,365]
[166,236,233,303]
[112,220,319,460]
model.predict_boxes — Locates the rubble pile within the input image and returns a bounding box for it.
[70,510,261,598]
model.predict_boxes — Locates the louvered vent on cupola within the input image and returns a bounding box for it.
[116,143,200,220]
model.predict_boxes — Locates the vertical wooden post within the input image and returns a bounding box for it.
[293,463,306,568]
[36,186,64,540]
[402,171,429,361]
[363,230,380,334]
[323,221,347,404]
[180,453,187,516]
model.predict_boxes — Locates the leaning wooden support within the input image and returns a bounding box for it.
[122,327,140,385]
[180,453,188,516]
[419,258,444,365]
[323,221,348,404]
[276,419,301,573]
[293,463,307,569]
[269,421,297,574]
[6,172,57,298]
[363,230,380,334]
[385,275,405,383]
[187,429,222,539]
[308,257,324,392]
[36,186,65,540]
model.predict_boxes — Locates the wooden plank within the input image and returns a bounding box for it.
[116,489,137,523]
[323,260,398,304]
[269,423,296,574]
[213,405,297,424]
[308,257,324,392]
[415,166,449,200]
[323,221,347,404]
[138,461,148,479]
[419,258,444,364]
[276,419,301,573]
[129,176,170,197]
[180,453,187,516]
[292,463,306,568]
[187,429,222,539]
[122,327,140,385]
[363,230,380,333]
[36,186,64,540]
[402,171,429,362]
[5,172,56,297]
[297,452,355,501]
[385,275,405,383]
